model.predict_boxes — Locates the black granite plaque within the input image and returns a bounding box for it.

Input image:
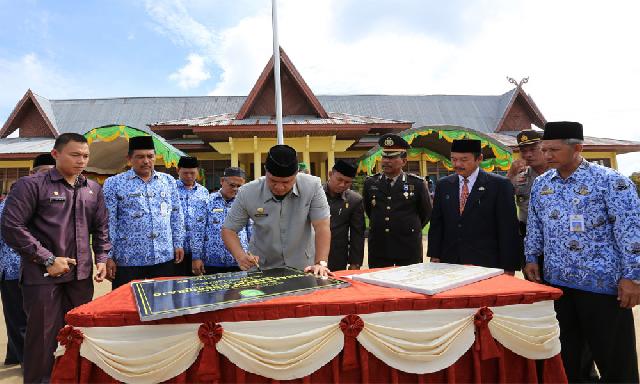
[131,267,349,321]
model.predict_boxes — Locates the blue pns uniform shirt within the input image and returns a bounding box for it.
[104,169,185,266]
[525,160,640,295]
[0,199,20,280]
[194,191,251,267]
[176,180,209,255]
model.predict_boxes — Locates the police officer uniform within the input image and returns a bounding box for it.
[511,130,544,233]
[363,134,432,267]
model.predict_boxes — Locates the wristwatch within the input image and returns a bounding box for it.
[316,260,328,268]
[44,255,56,267]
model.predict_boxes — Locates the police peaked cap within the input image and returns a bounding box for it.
[178,156,199,168]
[128,136,155,151]
[32,153,56,168]
[451,139,481,153]
[265,144,299,177]
[333,159,357,178]
[516,129,543,146]
[543,121,584,140]
[379,134,410,157]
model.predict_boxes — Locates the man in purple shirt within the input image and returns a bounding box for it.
[1,133,111,384]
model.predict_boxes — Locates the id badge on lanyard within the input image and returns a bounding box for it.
[569,198,584,232]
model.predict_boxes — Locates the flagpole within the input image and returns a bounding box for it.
[272,0,284,144]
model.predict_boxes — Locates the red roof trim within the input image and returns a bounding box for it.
[495,87,547,132]
[236,48,328,119]
[0,89,58,138]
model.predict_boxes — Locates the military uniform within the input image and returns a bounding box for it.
[324,184,365,271]
[364,172,431,267]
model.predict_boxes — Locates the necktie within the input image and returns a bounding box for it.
[459,177,469,214]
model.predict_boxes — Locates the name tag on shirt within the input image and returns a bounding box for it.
[49,196,66,203]
[569,214,585,232]
[212,208,224,212]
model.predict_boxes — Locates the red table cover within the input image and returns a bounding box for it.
[52,270,567,383]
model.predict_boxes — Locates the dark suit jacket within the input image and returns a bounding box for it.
[324,185,365,271]
[427,169,522,271]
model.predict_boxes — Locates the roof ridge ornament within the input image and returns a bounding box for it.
[507,76,529,88]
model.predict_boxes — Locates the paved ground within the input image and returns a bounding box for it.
[1,243,639,382]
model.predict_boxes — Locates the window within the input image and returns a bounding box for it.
[0,168,30,196]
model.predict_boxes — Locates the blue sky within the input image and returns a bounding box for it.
[1,0,639,174]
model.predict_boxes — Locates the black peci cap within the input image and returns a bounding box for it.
[265,145,299,177]
[451,139,481,153]
[32,153,56,168]
[543,121,584,141]
[332,159,357,178]
[178,156,199,168]
[128,136,155,151]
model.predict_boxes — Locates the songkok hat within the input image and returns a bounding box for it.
[128,136,155,151]
[178,156,199,168]
[265,145,299,177]
[379,134,410,157]
[516,129,543,146]
[223,166,246,179]
[32,153,56,168]
[333,159,357,178]
[451,139,481,153]
[543,121,584,140]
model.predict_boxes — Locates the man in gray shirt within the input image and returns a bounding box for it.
[222,145,331,277]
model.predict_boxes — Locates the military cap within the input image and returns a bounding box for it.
[32,153,56,168]
[223,166,246,179]
[265,144,299,177]
[516,129,543,146]
[543,121,584,140]
[128,136,155,151]
[379,134,410,157]
[451,139,482,153]
[333,159,357,178]
[177,156,199,168]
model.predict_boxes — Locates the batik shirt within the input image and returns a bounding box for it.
[176,180,209,255]
[0,200,20,280]
[195,191,251,267]
[104,169,185,266]
[525,160,640,295]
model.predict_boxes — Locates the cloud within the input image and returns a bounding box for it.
[0,53,78,122]
[146,0,640,175]
[169,53,211,89]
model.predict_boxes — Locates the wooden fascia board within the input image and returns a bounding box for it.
[236,57,275,120]
[494,89,518,133]
[0,153,46,160]
[29,93,59,137]
[279,49,328,118]
[0,90,32,138]
[517,88,546,127]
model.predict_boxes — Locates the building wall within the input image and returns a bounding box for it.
[500,96,536,132]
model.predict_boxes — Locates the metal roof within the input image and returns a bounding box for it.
[39,91,515,135]
[0,137,56,154]
[155,112,412,127]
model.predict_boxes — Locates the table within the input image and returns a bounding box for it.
[51,270,567,383]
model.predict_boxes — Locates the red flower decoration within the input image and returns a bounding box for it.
[197,322,224,383]
[340,314,364,337]
[56,325,84,347]
[473,307,500,360]
[340,314,364,370]
[198,322,223,346]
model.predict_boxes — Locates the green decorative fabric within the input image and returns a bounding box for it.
[84,125,186,168]
[357,126,513,175]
